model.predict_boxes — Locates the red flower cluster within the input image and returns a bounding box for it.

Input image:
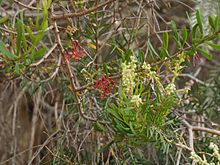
[64,40,84,61]
[95,75,115,100]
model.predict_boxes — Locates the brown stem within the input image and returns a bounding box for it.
[52,0,116,20]
[50,5,96,122]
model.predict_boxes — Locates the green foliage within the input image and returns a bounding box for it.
[0,40,17,60]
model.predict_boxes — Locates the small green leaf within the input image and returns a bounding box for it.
[196,10,203,35]
[16,13,28,52]
[138,50,145,63]
[171,21,178,40]
[107,108,123,122]
[214,16,219,31]
[181,26,188,47]
[170,21,181,48]
[15,63,20,75]
[26,26,35,42]
[209,16,216,31]
[35,4,40,29]
[186,46,196,56]
[207,42,220,50]
[34,31,44,45]
[41,18,48,30]
[147,40,160,59]
[206,35,219,41]
[198,48,212,60]
[16,20,22,56]
[123,49,132,62]
[139,81,143,94]
[159,47,170,59]
[94,122,106,132]
[0,15,9,24]
[98,140,115,153]
[129,122,136,135]
[192,24,199,41]
[32,47,47,60]
[102,63,108,75]
[47,0,52,8]
[42,0,48,15]
[163,32,169,49]
[0,40,17,60]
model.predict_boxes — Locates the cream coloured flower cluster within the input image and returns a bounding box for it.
[131,94,143,107]
[190,142,220,165]
[190,152,210,165]
[209,142,220,163]
[121,55,137,96]
[165,83,176,95]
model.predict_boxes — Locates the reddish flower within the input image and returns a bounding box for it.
[71,40,84,61]
[64,49,71,61]
[64,40,84,62]
[95,74,115,100]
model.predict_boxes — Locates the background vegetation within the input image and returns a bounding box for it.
[0,0,220,164]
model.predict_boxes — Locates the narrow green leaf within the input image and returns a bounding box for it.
[163,32,169,49]
[107,108,123,122]
[94,122,106,132]
[48,0,52,8]
[16,20,22,56]
[41,18,48,30]
[41,0,48,31]
[117,122,131,133]
[138,50,145,63]
[129,122,136,135]
[102,63,108,74]
[0,15,9,24]
[196,10,203,35]
[198,48,212,60]
[0,40,17,60]
[32,47,47,60]
[34,31,44,45]
[16,13,28,54]
[181,26,188,47]
[42,0,48,15]
[20,13,28,51]
[207,42,220,50]
[139,81,143,94]
[206,35,219,41]
[186,46,196,56]
[147,40,160,59]
[35,4,40,29]
[171,21,178,40]
[15,63,20,75]
[159,47,169,59]
[209,16,216,31]
[214,16,219,31]
[109,103,118,110]
[192,24,198,41]
[170,21,181,48]
[26,26,35,42]
[98,140,114,153]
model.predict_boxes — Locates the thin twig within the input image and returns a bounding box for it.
[14,0,39,10]
[27,130,60,165]
[52,0,116,20]
[193,126,220,136]
[0,25,54,36]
